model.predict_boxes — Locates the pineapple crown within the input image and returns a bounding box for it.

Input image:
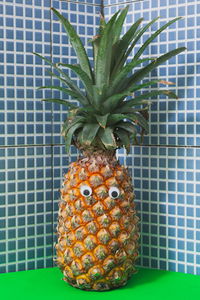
[34,6,186,153]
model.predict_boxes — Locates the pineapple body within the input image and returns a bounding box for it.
[56,152,139,291]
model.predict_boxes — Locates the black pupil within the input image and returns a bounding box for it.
[111,191,118,198]
[83,189,90,196]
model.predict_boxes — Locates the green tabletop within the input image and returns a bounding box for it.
[0,267,199,300]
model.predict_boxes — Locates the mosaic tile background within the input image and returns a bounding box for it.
[0,0,200,276]
[0,146,53,272]
[0,0,101,273]
[104,0,200,275]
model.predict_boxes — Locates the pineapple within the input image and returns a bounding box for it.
[34,6,185,291]
[56,153,139,290]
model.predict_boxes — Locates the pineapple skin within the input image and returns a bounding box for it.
[56,153,140,291]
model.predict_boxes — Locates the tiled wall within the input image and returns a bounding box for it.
[0,0,101,273]
[104,0,200,275]
[0,0,200,276]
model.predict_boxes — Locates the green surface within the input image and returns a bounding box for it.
[0,267,200,300]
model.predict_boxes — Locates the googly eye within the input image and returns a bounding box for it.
[109,187,120,199]
[80,185,92,197]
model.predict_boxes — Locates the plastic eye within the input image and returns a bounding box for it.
[109,187,120,199]
[80,185,92,197]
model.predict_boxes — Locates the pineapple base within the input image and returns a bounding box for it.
[64,265,138,291]
[56,151,140,291]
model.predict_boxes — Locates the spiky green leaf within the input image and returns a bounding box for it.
[77,130,84,146]
[99,127,117,149]
[114,100,150,113]
[57,63,94,101]
[115,128,130,152]
[91,85,106,110]
[64,123,83,152]
[124,47,186,89]
[61,116,86,136]
[127,113,149,132]
[46,70,89,106]
[127,79,163,93]
[111,18,143,77]
[38,85,85,99]
[107,114,127,125]
[119,105,150,114]
[121,90,178,110]
[112,17,160,76]
[134,17,182,61]
[51,8,93,80]
[120,18,143,49]
[33,52,83,95]
[99,14,106,35]
[124,17,160,62]
[95,10,120,89]
[41,98,77,109]
[95,114,109,128]
[92,36,100,72]
[103,80,165,112]
[103,93,129,113]
[81,123,100,146]
[115,121,137,136]
[108,113,148,132]
[109,58,155,95]
[113,6,129,44]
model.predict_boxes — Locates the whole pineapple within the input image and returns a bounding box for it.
[35,6,185,291]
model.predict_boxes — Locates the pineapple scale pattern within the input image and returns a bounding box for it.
[55,154,139,290]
